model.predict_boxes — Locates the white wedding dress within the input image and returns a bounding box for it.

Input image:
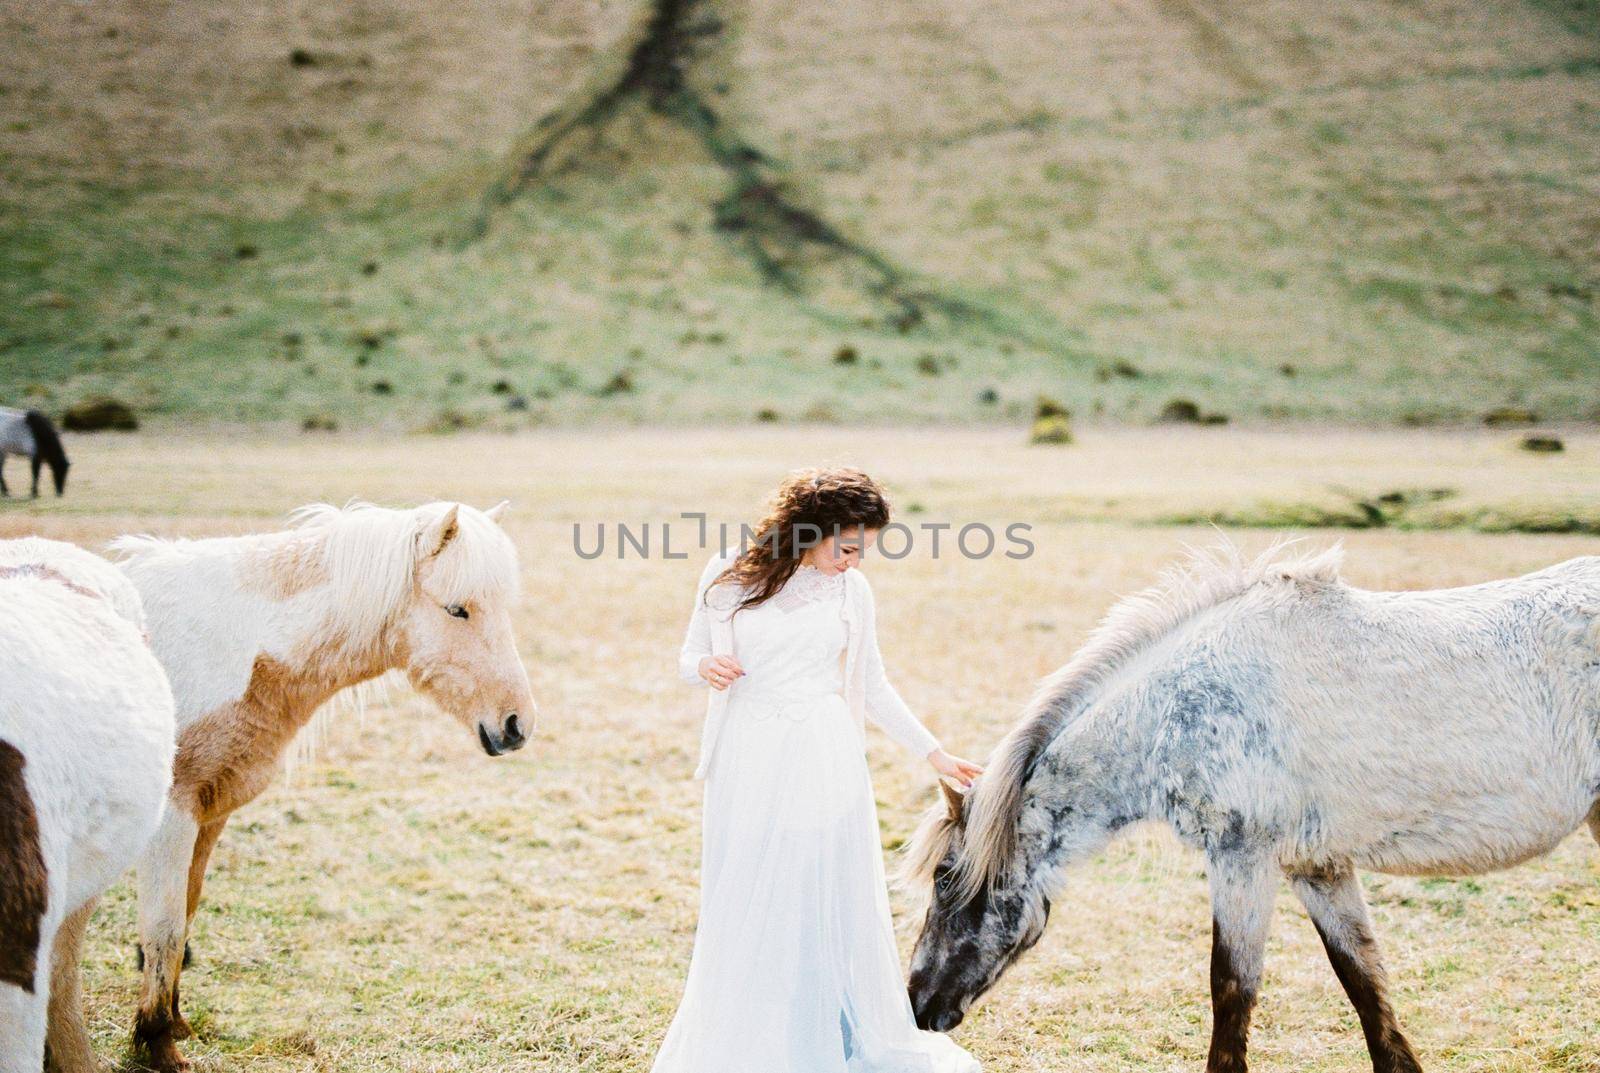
[653,564,980,1073]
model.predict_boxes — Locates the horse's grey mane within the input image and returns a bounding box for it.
[908,538,1345,901]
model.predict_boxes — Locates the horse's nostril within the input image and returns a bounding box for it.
[932,1009,963,1033]
[504,712,523,743]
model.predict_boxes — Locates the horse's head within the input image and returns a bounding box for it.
[21,410,69,495]
[394,501,535,756]
[905,781,1052,1033]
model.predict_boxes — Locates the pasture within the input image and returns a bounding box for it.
[3,426,1599,1073]
[3,0,1598,428]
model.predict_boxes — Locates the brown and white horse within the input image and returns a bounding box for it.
[112,501,536,1071]
[0,538,174,1073]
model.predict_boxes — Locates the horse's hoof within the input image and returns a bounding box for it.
[135,1011,191,1071]
[146,1038,190,1073]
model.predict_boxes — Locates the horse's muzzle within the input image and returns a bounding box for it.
[477,711,528,756]
[909,981,965,1033]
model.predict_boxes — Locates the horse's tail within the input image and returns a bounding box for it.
[23,410,69,493]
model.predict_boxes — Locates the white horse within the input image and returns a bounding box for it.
[0,538,175,1073]
[906,543,1600,1073]
[112,500,536,1072]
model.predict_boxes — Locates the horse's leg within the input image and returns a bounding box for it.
[1588,801,1598,848]
[1205,852,1277,1073]
[0,975,49,1073]
[167,817,228,1040]
[1,917,55,1073]
[44,898,98,1073]
[1290,866,1422,1073]
[134,808,199,1073]
[0,453,9,497]
[29,455,42,499]
[0,987,46,1073]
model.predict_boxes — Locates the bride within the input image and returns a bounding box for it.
[653,466,984,1073]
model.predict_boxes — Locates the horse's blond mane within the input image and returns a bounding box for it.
[905,539,1344,902]
[288,501,519,648]
[113,500,520,656]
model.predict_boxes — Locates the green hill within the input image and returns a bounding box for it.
[2,0,1597,429]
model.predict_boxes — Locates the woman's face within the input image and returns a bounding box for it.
[804,527,879,574]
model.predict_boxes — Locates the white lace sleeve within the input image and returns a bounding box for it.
[677,552,731,686]
[859,574,941,759]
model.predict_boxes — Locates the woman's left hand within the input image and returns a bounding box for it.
[927,748,984,789]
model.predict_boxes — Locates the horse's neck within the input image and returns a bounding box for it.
[165,533,398,728]
[274,638,393,727]
[1024,713,1147,874]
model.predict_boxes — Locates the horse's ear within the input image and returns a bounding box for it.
[940,779,966,824]
[419,505,460,560]
[484,500,510,524]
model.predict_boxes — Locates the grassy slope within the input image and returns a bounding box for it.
[3,428,1598,1072]
[1,0,1598,428]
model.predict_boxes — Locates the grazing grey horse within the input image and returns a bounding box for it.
[0,408,69,498]
[904,542,1600,1073]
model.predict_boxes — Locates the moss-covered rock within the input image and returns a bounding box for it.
[61,397,138,432]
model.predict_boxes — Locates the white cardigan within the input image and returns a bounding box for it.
[677,550,941,780]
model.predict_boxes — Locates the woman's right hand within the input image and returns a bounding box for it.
[698,655,745,691]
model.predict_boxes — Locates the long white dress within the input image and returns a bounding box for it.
[654,564,980,1073]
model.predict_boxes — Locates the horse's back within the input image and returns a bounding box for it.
[0,406,35,456]
[1262,560,1600,873]
[114,534,279,725]
[0,537,146,630]
[0,567,174,910]
[1336,556,1600,716]
[1280,554,1600,714]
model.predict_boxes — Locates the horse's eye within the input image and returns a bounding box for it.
[935,872,952,893]
[446,604,469,620]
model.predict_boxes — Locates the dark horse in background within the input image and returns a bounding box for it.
[0,406,70,497]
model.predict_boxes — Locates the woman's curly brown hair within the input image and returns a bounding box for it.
[711,466,892,614]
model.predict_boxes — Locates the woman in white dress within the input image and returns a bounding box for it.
[654,467,984,1073]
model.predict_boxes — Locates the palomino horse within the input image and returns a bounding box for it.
[905,543,1600,1073]
[0,538,175,1073]
[0,407,70,498]
[113,500,535,1071]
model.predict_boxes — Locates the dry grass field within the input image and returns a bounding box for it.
[4,426,1600,1072]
